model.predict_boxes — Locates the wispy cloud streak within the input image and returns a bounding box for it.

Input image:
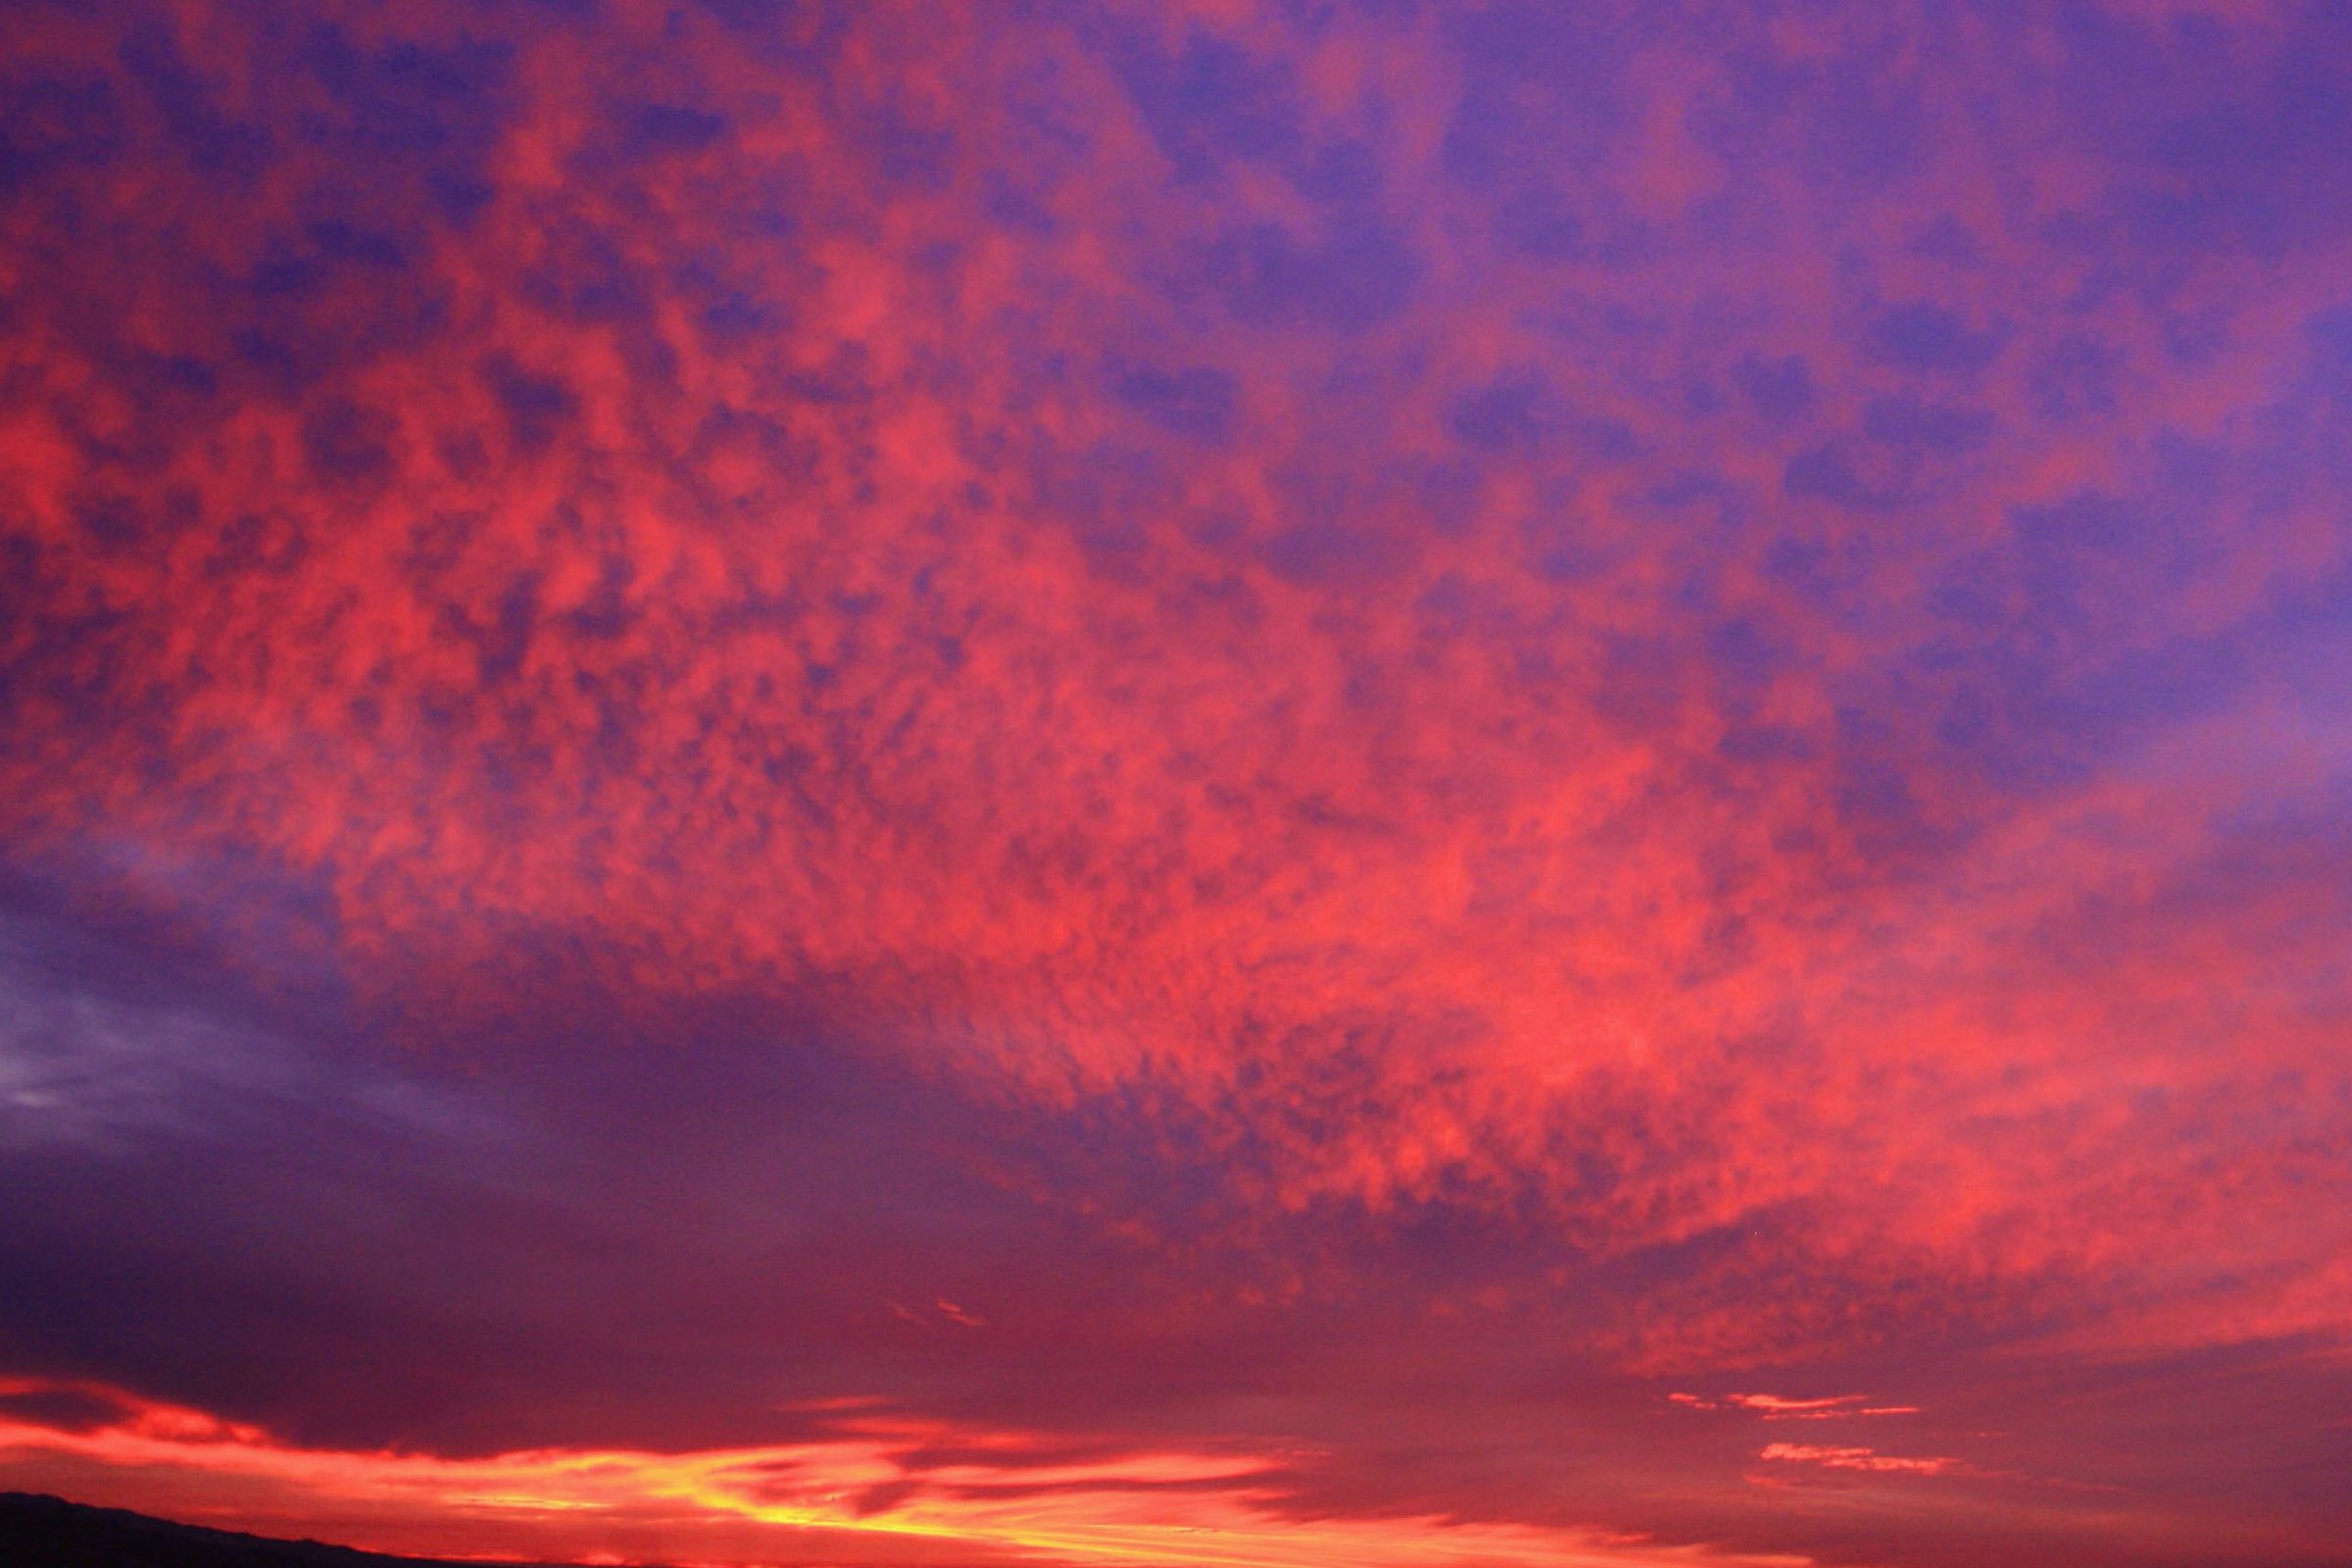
[0,1379,1805,1568]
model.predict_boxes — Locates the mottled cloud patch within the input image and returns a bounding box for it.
[2,2,2351,1567]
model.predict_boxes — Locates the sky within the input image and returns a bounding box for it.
[2,2,2350,1566]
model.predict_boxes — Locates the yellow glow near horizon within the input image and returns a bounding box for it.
[0,1376,1808,1568]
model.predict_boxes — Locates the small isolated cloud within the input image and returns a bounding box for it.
[1674,1393,1920,1420]
[1726,1395,1919,1420]
[1757,1444,1961,1477]
[1728,1394,1862,1412]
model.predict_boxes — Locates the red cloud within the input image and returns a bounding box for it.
[4,19,2345,1375]
[0,1377,1801,1568]
[1724,1396,1920,1420]
[4,4,2352,1566]
[1756,1444,1959,1477]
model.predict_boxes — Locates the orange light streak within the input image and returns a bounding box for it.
[0,1377,1812,1568]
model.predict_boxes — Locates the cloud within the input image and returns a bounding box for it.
[0,1376,1809,1568]
[0,3,2349,1566]
[1725,1396,1921,1420]
[1756,1443,1961,1478]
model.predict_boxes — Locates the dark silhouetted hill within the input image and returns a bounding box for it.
[0,1493,598,1568]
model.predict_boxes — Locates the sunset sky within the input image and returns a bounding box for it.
[3,4,2351,1567]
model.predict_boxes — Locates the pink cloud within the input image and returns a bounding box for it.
[3,4,2351,1565]
[1723,1395,1921,1420]
[1756,1444,1961,1478]
[0,1377,1811,1568]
